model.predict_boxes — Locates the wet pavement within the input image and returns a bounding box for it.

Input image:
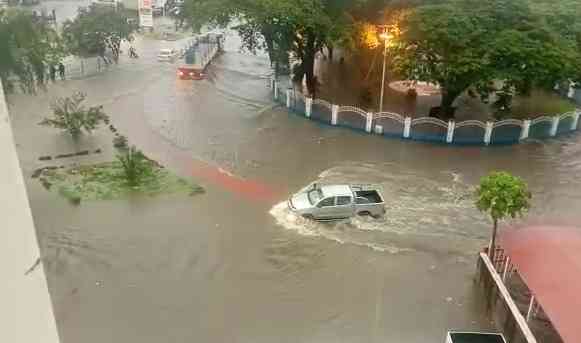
[7,11,581,343]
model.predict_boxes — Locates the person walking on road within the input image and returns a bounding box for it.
[58,62,65,80]
[49,65,56,82]
[129,47,139,58]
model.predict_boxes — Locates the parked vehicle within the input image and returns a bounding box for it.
[445,331,507,343]
[288,184,385,220]
[157,48,178,62]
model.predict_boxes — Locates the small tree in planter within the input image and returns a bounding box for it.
[41,92,108,139]
[475,171,531,262]
[117,146,150,187]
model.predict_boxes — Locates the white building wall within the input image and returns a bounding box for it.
[0,80,61,343]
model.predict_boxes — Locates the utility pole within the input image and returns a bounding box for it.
[379,37,388,113]
[377,24,399,113]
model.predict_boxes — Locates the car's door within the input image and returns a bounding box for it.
[332,196,354,218]
[315,197,336,219]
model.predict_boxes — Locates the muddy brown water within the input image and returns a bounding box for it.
[7,25,581,343]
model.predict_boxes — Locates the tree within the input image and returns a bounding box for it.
[393,0,580,118]
[183,0,360,96]
[475,171,531,262]
[0,8,64,94]
[40,92,109,139]
[62,5,137,62]
[117,146,150,186]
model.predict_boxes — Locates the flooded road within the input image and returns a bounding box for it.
[7,20,581,343]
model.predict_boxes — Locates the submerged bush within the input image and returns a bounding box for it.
[116,146,151,186]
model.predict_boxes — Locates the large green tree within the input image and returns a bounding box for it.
[0,8,64,93]
[62,5,137,62]
[183,0,359,96]
[394,0,580,118]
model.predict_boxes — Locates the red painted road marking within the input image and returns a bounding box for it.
[117,114,281,202]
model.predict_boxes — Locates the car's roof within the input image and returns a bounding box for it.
[320,185,352,197]
[159,48,174,53]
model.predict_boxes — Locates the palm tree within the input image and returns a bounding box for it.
[40,93,108,139]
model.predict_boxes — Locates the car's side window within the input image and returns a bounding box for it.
[318,197,335,208]
[336,196,352,206]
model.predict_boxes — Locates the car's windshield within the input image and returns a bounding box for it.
[307,189,323,205]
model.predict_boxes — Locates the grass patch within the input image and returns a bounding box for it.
[40,161,204,202]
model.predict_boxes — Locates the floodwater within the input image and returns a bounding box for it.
[7,16,581,343]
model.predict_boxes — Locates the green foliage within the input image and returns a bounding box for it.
[183,0,359,94]
[41,160,204,202]
[62,5,137,61]
[394,0,581,117]
[116,146,151,187]
[40,92,109,138]
[0,8,65,93]
[476,171,531,223]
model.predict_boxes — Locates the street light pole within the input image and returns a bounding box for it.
[379,39,388,113]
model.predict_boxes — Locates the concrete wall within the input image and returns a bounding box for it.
[0,81,61,343]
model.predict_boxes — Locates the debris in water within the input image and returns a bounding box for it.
[24,257,41,276]
[445,297,453,303]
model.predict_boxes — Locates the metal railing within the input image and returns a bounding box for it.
[272,79,581,146]
[476,252,538,343]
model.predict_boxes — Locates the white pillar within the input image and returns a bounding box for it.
[286,89,291,108]
[484,122,493,145]
[365,112,373,133]
[273,82,278,100]
[403,117,412,138]
[502,257,510,282]
[305,98,312,118]
[571,112,580,131]
[520,120,531,140]
[331,105,339,125]
[446,120,455,144]
[550,116,560,136]
[526,295,535,322]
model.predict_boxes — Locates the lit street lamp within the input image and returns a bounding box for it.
[377,25,398,113]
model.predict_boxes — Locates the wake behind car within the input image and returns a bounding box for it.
[288,184,385,220]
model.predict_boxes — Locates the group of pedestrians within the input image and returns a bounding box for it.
[49,63,66,82]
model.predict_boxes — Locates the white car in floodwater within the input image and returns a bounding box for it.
[157,48,179,62]
[288,184,385,220]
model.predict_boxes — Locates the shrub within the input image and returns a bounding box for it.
[40,92,108,138]
[116,146,150,186]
